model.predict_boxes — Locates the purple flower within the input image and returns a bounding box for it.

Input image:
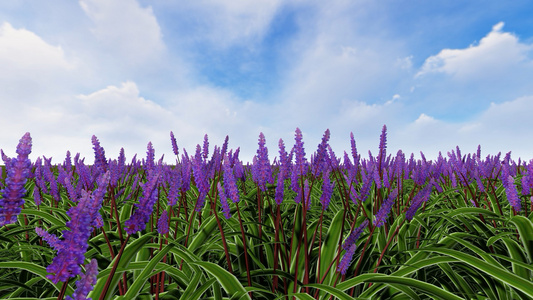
[342,219,368,250]
[145,142,155,171]
[374,188,398,228]
[217,183,231,219]
[36,227,62,251]
[405,185,432,221]
[192,145,208,212]
[33,185,41,206]
[66,259,98,300]
[252,132,272,191]
[337,243,356,275]
[377,125,387,170]
[124,169,161,234]
[223,156,240,203]
[320,170,334,210]
[291,128,307,193]
[170,131,179,157]
[202,134,209,160]
[350,132,359,165]
[313,129,330,176]
[91,135,107,176]
[157,210,169,235]
[0,132,32,226]
[504,175,521,211]
[45,190,96,283]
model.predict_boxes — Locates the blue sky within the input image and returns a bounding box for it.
[1,0,533,164]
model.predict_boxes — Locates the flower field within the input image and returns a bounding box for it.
[1,126,533,299]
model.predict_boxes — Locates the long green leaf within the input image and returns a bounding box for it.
[417,247,533,298]
[0,261,74,295]
[192,261,251,300]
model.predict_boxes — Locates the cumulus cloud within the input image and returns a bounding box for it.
[79,0,164,63]
[417,22,533,81]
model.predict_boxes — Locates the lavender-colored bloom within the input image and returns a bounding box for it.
[313,129,330,176]
[342,219,368,250]
[202,134,209,160]
[221,135,229,159]
[45,190,96,283]
[157,210,169,235]
[291,128,307,192]
[44,157,60,203]
[374,188,398,228]
[64,175,78,202]
[66,259,98,300]
[36,227,62,251]
[223,156,240,203]
[358,168,374,202]
[64,151,72,174]
[125,169,161,234]
[303,179,310,210]
[377,125,387,170]
[170,131,179,157]
[145,142,155,172]
[217,183,231,219]
[405,185,432,221]
[504,175,521,211]
[337,243,356,275]
[192,145,209,212]
[33,185,41,206]
[91,135,107,176]
[350,132,359,165]
[167,170,180,206]
[275,174,285,205]
[252,132,272,191]
[0,132,32,226]
[320,170,334,210]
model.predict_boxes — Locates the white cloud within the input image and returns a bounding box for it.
[79,0,164,62]
[417,22,533,81]
[0,22,75,81]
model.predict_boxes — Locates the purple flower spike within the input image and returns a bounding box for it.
[374,188,398,228]
[217,182,231,219]
[223,156,240,203]
[405,185,432,221]
[342,219,368,250]
[252,132,272,191]
[377,125,387,170]
[504,175,521,211]
[320,170,334,210]
[66,259,98,300]
[0,132,32,226]
[46,190,96,283]
[125,169,161,234]
[157,210,169,235]
[91,135,107,176]
[36,227,62,251]
[337,243,356,275]
[170,131,179,157]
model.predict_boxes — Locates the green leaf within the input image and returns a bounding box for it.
[89,233,156,300]
[417,247,533,298]
[336,274,464,300]
[0,261,73,295]
[317,209,343,286]
[509,215,533,263]
[192,261,250,300]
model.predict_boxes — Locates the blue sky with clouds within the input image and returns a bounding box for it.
[1,0,533,163]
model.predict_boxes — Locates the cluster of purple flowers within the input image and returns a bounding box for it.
[0,132,32,226]
[338,219,369,275]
